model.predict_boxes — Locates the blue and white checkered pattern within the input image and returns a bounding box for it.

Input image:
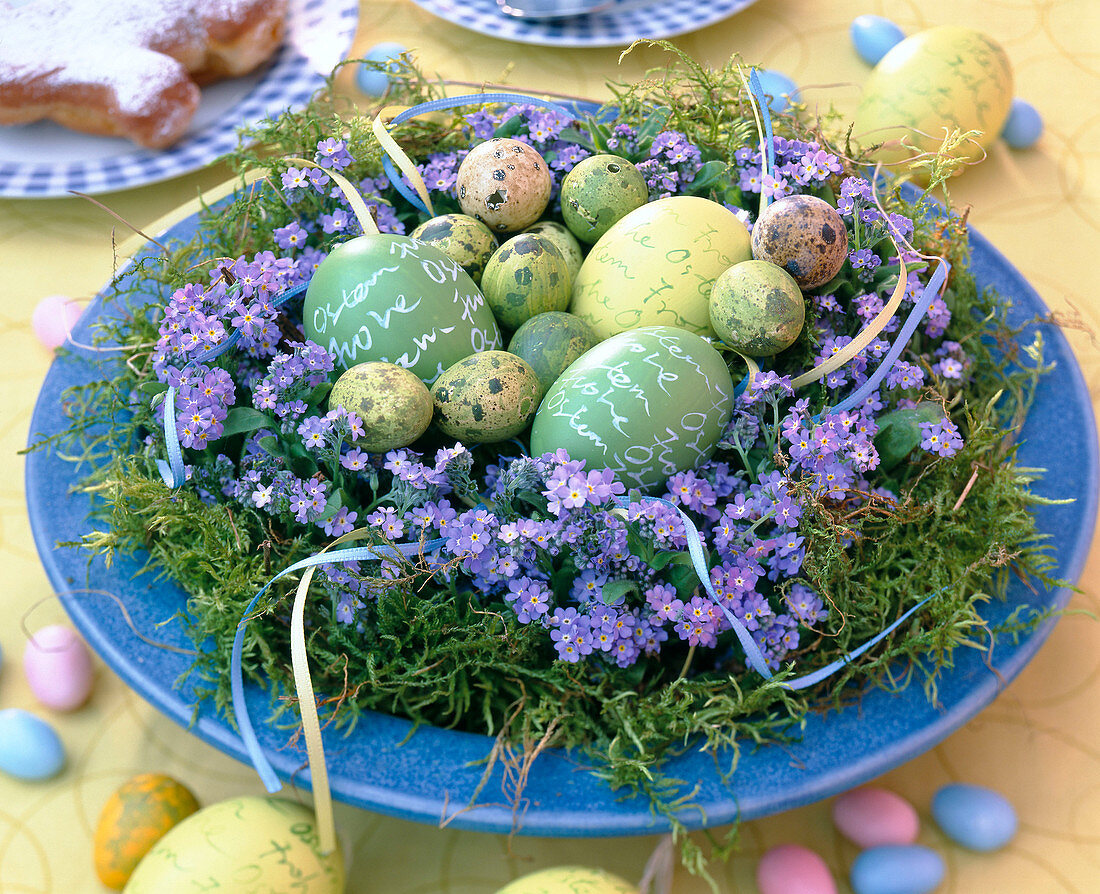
[0,0,358,198]
[409,0,758,48]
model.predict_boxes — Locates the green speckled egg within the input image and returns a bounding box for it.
[524,220,584,281]
[709,261,805,357]
[561,154,649,244]
[530,326,734,491]
[457,138,552,233]
[481,233,572,330]
[507,311,598,400]
[431,351,541,443]
[329,362,433,452]
[411,214,498,284]
[751,195,848,290]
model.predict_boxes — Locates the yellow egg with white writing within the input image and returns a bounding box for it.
[853,26,1013,173]
[123,797,344,893]
[569,196,752,340]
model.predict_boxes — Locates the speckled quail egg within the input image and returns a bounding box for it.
[524,219,584,281]
[560,154,649,244]
[751,194,849,290]
[507,311,598,400]
[709,260,806,357]
[430,351,541,443]
[329,361,433,452]
[481,232,572,330]
[410,213,498,285]
[456,138,552,233]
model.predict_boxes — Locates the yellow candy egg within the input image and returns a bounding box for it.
[94,773,200,890]
[570,196,752,340]
[853,26,1013,173]
[496,866,640,894]
[123,796,345,894]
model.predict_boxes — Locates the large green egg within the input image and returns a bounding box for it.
[524,220,584,281]
[570,196,752,340]
[530,326,735,491]
[709,260,805,357]
[507,311,598,400]
[303,234,502,385]
[329,362,433,452]
[560,154,649,244]
[431,351,542,443]
[410,213,497,285]
[481,232,572,331]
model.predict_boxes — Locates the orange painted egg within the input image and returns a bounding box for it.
[93,773,200,890]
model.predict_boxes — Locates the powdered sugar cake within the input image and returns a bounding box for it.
[0,0,288,149]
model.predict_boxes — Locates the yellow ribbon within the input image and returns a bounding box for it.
[371,105,436,217]
[284,157,381,237]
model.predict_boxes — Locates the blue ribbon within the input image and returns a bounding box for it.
[157,280,309,488]
[748,69,776,179]
[231,536,445,792]
[379,92,576,215]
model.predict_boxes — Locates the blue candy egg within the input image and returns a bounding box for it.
[1001,98,1043,149]
[932,783,1017,851]
[850,15,906,66]
[850,845,944,894]
[754,69,798,114]
[0,708,65,780]
[356,41,408,96]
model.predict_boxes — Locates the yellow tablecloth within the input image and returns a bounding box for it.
[2,1,1098,891]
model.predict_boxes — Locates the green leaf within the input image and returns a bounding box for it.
[650,550,692,571]
[217,407,275,440]
[493,114,526,139]
[873,402,945,470]
[600,579,638,605]
[634,107,672,152]
[306,382,333,407]
[139,381,168,396]
[684,159,728,195]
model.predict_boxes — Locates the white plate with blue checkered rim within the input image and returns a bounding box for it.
[409,0,759,47]
[0,0,359,199]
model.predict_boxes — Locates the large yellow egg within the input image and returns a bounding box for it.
[496,866,640,893]
[852,26,1013,173]
[94,773,200,890]
[569,196,752,340]
[123,796,345,893]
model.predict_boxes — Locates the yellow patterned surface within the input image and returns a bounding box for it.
[1,0,1098,890]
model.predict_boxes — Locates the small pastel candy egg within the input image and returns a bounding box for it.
[495,866,639,893]
[23,623,94,711]
[832,787,920,848]
[0,708,65,780]
[94,773,201,890]
[850,845,945,894]
[356,41,408,96]
[757,844,837,894]
[850,16,906,66]
[32,294,84,350]
[1001,98,1043,149]
[754,69,798,113]
[932,783,1017,851]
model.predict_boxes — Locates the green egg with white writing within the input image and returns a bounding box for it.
[410,213,498,285]
[561,154,649,244]
[709,260,806,357]
[524,220,584,281]
[431,351,541,443]
[329,361,433,452]
[481,232,572,331]
[507,311,598,400]
[303,234,502,384]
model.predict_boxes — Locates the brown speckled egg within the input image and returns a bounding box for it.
[410,214,498,285]
[456,138,552,233]
[751,195,849,290]
[329,362,433,452]
[430,351,541,443]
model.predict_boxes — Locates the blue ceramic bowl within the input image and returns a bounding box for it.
[25,196,1098,837]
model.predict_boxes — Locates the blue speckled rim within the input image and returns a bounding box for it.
[408,0,760,48]
[0,0,358,199]
[24,183,1098,837]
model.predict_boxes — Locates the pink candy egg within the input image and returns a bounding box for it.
[23,624,94,711]
[32,294,84,350]
[757,844,837,894]
[832,787,920,848]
